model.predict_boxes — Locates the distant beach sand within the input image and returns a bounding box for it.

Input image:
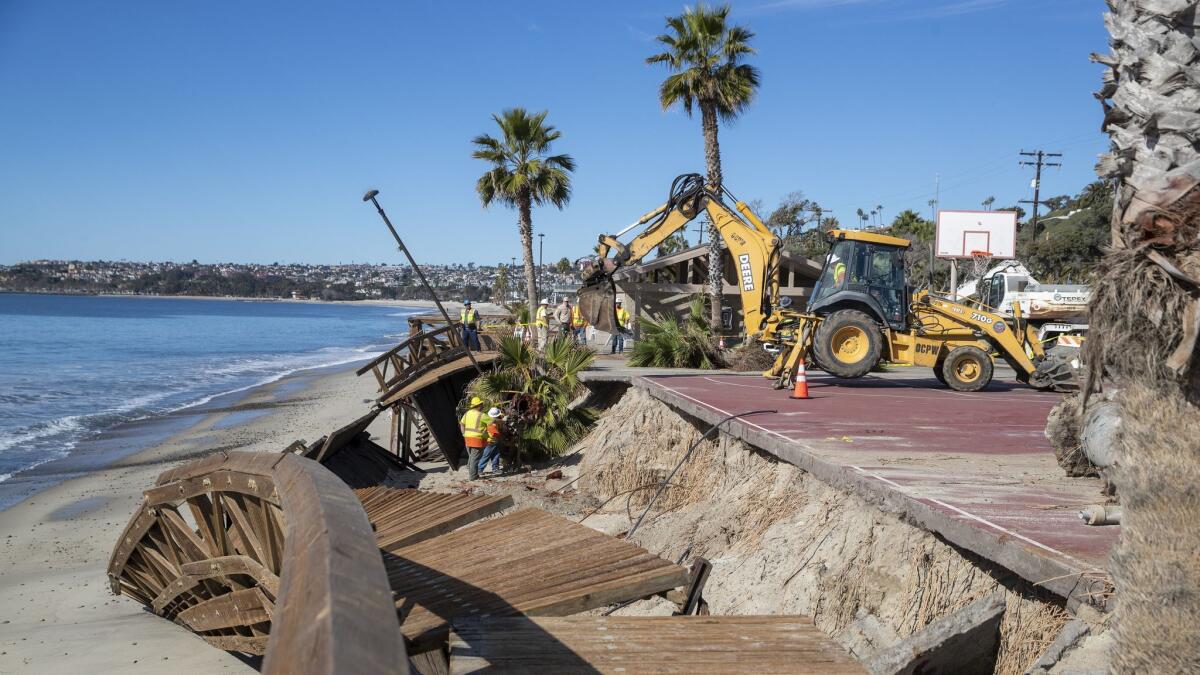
[0,363,391,673]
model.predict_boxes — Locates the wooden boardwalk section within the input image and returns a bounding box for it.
[355,485,513,552]
[386,508,690,652]
[355,323,501,469]
[449,616,865,674]
[108,451,406,673]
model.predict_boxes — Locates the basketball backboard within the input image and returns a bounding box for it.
[935,210,1017,259]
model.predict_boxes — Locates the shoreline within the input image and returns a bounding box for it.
[0,360,392,673]
[0,290,509,311]
[0,359,373,512]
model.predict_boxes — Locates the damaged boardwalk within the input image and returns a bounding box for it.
[621,369,1117,607]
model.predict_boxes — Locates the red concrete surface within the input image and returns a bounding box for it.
[641,371,1118,598]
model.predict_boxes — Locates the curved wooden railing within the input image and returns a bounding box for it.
[107,451,406,674]
[357,324,497,404]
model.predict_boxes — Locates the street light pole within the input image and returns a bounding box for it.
[362,189,482,375]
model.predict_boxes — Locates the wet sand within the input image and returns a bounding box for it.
[0,363,390,674]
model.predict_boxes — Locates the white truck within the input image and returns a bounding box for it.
[958,261,1089,346]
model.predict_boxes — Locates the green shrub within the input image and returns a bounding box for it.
[629,295,722,369]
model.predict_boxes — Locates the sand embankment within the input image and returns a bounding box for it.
[0,364,389,674]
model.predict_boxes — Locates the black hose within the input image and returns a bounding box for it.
[626,408,777,541]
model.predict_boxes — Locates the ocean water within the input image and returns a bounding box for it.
[0,294,416,483]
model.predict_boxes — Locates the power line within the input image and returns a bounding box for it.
[1018,149,1063,239]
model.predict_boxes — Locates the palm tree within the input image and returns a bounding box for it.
[467,335,596,460]
[473,108,575,317]
[629,295,722,369]
[856,208,866,229]
[1089,4,1200,670]
[876,204,884,226]
[982,195,995,211]
[646,2,760,330]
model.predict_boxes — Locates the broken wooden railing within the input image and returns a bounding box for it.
[108,451,407,674]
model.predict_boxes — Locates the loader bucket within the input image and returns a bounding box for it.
[578,280,620,334]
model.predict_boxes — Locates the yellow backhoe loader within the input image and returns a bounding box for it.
[577,174,1078,392]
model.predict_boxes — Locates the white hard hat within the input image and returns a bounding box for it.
[540,298,549,304]
[487,407,502,418]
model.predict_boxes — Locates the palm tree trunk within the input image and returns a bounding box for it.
[1090,3,1200,671]
[701,101,724,331]
[518,191,539,320]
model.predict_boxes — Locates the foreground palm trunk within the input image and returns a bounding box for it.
[702,102,725,331]
[1091,1,1200,670]
[519,192,538,319]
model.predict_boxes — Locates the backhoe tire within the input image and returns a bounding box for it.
[932,360,947,385]
[941,345,993,392]
[812,309,883,379]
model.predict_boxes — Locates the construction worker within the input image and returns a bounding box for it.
[535,298,550,349]
[611,300,631,354]
[477,407,504,476]
[571,298,588,345]
[460,299,481,351]
[459,396,490,480]
[555,298,572,340]
[832,255,847,287]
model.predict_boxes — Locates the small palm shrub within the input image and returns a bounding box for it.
[467,335,596,461]
[629,295,723,369]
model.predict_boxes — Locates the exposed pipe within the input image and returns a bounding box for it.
[1080,504,1121,526]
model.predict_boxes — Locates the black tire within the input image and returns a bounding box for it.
[941,345,993,392]
[932,360,947,385]
[812,309,883,379]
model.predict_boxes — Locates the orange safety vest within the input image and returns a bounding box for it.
[461,408,489,448]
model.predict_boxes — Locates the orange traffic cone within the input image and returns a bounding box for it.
[789,359,811,399]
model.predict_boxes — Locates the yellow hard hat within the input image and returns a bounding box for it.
[470,396,484,406]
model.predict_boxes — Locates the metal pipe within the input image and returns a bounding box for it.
[363,189,483,375]
[1080,504,1121,526]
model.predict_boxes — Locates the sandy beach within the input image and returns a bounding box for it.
[0,363,391,674]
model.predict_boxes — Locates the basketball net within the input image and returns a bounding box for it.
[969,250,993,279]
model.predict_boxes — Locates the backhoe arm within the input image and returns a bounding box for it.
[579,173,782,337]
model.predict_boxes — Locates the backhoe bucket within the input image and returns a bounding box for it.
[1029,344,1082,392]
[577,280,620,334]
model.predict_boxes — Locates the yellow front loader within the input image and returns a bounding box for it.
[578,174,1078,393]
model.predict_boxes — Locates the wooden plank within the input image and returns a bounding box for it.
[177,587,272,631]
[203,635,270,656]
[448,616,865,674]
[355,487,512,552]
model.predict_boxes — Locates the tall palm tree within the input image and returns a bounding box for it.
[876,204,884,226]
[1090,3,1200,670]
[856,208,866,229]
[982,195,995,211]
[646,2,760,329]
[473,108,575,317]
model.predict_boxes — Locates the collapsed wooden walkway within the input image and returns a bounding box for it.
[355,485,512,552]
[449,616,866,674]
[386,507,691,653]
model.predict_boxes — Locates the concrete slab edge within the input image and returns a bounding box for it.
[631,376,1110,609]
[866,589,1005,675]
[1025,618,1092,674]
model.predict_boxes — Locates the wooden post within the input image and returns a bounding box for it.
[389,407,400,456]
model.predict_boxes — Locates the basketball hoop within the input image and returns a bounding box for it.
[969,250,993,278]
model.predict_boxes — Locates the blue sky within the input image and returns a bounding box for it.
[0,0,1109,266]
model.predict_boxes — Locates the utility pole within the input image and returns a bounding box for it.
[1019,150,1062,241]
